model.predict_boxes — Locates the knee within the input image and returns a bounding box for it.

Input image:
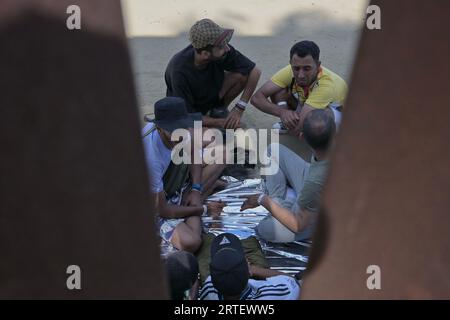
[178,233,202,253]
[257,217,294,243]
[256,217,274,241]
[270,88,289,104]
[233,72,248,85]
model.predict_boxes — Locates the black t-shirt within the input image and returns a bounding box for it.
[164,44,255,114]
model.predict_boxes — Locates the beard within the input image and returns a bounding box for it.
[210,51,228,62]
[298,72,318,87]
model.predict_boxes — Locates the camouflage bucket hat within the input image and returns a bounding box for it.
[189,18,234,49]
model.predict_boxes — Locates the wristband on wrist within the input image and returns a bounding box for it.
[277,101,288,106]
[202,205,208,215]
[235,104,245,111]
[236,100,248,110]
[191,183,203,193]
[257,193,266,205]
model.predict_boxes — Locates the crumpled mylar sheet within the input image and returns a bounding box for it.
[160,177,311,275]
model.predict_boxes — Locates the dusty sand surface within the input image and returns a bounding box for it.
[122,0,368,129]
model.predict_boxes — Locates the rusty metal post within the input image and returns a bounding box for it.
[302,0,450,299]
[0,0,166,299]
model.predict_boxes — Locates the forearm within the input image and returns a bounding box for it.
[251,92,284,117]
[297,104,314,129]
[250,265,286,279]
[261,196,306,233]
[159,203,204,219]
[240,67,261,103]
[190,165,202,185]
[202,115,224,128]
[190,137,203,184]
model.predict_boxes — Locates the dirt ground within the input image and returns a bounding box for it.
[122,0,367,127]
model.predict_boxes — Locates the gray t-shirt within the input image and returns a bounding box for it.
[298,156,330,213]
[142,123,172,193]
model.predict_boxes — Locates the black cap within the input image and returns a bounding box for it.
[165,251,199,300]
[154,97,202,133]
[210,233,249,297]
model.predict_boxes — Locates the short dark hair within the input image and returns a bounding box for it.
[290,40,320,62]
[303,109,335,151]
[195,44,214,54]
[166,251,199,300]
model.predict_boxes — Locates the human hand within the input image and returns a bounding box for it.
[223,106,244,129]
[240,194,261,211]
[206,201,226,217]
[280,109,300,130]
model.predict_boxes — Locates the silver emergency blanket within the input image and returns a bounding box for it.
[160,177,311,275]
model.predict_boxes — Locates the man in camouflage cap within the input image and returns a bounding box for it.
[165,18,261,129]
[189,18,234,51]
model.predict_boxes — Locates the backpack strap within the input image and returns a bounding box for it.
[142,123,157,138]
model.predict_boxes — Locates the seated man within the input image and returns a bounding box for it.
[241,109,335,242]
[142,97,225,253]
[165,18,261,129]
[251,40,347,133]
[198,233,300,300]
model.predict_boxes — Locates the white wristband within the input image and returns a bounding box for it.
[202,205,208,215]
[277,101,288,106]
[257,194,266,205]
[237,100,248,109]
